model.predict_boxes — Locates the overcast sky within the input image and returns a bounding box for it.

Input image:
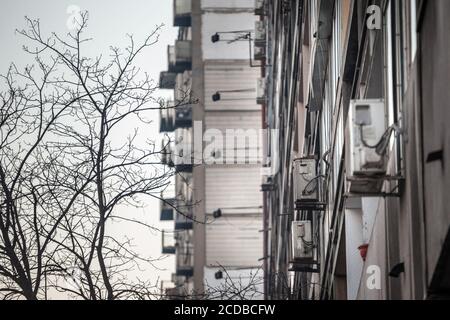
[0,0,178,294]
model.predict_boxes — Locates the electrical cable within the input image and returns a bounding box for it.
[359,123,401,156]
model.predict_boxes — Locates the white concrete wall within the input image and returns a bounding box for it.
[205,215,263,268]
[357,199,388,300]
[345,208,364,300]
[202,12,257,60]
[204,267,264,300]
[201,0,254,10]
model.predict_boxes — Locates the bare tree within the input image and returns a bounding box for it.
[0,12,193,300]
[0,48,90,299]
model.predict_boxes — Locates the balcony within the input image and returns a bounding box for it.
[160,197,175,221]
[254,21,266,48]
[176,247,194,278]
[173,0,191,27]
[175,210,193,230]
[255,0,266,16]
[175,176,193,229]
[256,78,266,105]
[159,71,176,89]
[168,41,192,74]
[161,139,173,166]
[175,104,192,128]
[160,105,175,133]
[173,128,193,173]
[161,230,176,254]
[165,287,185,300]
[171,273,185,286]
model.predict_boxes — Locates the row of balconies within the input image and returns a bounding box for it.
[160,0,192,87]
[159,1,194,288]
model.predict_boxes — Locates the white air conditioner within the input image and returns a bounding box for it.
[291,221,314,263]
[347,99,387,194]
[255,0,265,16]
[293,158,319,205]
[254,21,266,47]
[256,78,266,105]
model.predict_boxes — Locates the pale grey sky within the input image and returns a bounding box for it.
[0,0,178,293]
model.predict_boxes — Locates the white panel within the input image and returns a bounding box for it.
[205,166,262,214]
[205,111,261,131]
[203,267,264,300]
[206,216,263,267]
[202,13,257,60]
[204,112,263,164]
[201,0,254,9]
[204,62,260,111]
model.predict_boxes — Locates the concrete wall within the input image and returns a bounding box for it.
[419,0,450,297]
[191,0,206,294]
[202,12,257,60]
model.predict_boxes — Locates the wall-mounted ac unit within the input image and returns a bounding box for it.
[256,78,266,105]
[293,158,321,210]
[347,99,387,194]
[291,221,314,264]
[255,0,265,16]
[254,21,266,47]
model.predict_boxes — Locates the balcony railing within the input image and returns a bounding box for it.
[161,230,176,254]
[175,207,193,230]
[168,41,192,74]
[173,0,191,27]
[160,198,175,221]
[165,286,185,300]
[175,104,192,128]
[176,250,194,277]
[160,105,175,133]
[159,71,176,89]
[161,139,172,166]
[173,128,193,173]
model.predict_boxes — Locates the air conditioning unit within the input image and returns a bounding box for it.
[256,78,266,105]
[347,99,387,194]
[293,158,321,210]
[255,0,265,16]
[291,221,314,264]
[254,21,266,47]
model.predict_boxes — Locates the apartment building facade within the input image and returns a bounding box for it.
[159,0,265,299]
[260,0,450,300]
